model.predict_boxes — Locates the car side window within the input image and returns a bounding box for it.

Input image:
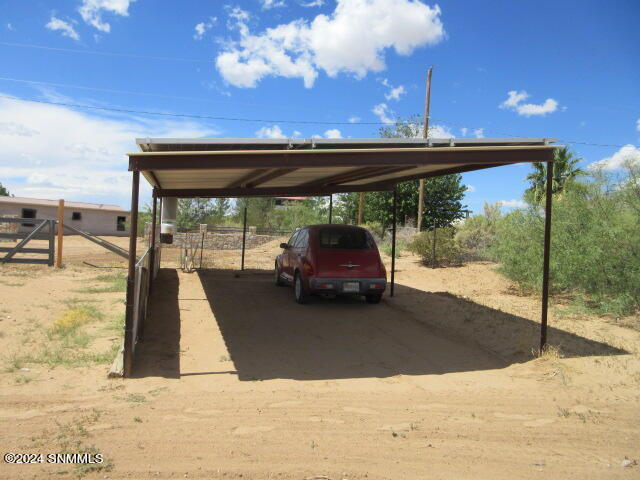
[294,229,308,248]
[287,231,299,247]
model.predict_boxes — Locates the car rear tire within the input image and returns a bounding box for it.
[365,294,382,304]
[294,272,308,304]
[274,263,285,286]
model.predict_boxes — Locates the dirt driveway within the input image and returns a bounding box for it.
[1,239,639,479]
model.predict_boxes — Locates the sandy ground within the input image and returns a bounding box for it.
[0,235,639,479]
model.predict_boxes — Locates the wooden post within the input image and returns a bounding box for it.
[328,194,333,224]
[241,205,247,271]
[357,192,364,225]
[56,199,64,267]
[390,188,397,297]
[540,160,554,351]
[418,67,433,231]
[124,170,140,378]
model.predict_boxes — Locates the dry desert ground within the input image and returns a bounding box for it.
[0,234,639,479]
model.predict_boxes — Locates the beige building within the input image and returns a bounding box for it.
[0,196,130,236]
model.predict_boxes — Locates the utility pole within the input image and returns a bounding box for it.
[417,66,433,231]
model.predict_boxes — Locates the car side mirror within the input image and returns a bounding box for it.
[280,243,289,249]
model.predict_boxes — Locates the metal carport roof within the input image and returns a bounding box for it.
[129,137,557,197]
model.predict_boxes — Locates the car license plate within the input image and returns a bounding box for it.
[342,282,360,293]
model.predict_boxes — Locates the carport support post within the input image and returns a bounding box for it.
[540,160,554,351]
[328,194,333,224]
[124,170,140,378]
[241,204,247,271]
[148,191,158,293]
[390,188,397,297]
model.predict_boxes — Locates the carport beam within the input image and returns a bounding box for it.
[390,188,397,297]
[124,170,140,378]
[241,205,247,271]
[540,160,554,351]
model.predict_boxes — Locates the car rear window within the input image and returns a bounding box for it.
[318,228,372,250]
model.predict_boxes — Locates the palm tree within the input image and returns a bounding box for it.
[525,146,586,204]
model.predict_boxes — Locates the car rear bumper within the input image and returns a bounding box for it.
[309,277,387,295]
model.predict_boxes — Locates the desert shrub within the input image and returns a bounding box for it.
[360,222,385,243]
[455,202,502,259]
[489,165,640,316]
[407,227,462,267]
[379,238,408,258]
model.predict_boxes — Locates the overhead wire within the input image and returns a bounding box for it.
[0,93,636,149]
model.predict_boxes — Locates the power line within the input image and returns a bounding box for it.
[0,41,211,64]
[0,93,384,126]
[0,93,636,148]
[0,76,312,112]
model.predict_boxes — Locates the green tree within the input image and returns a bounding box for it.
[341,115,467,230]
[0,182,10,196]
[210,198,230,222]
[525,146,586,204]
[177,198,217,230]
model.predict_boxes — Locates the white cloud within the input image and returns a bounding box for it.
[381,78,406,101]
[589,145,640,171]
[348,116,361,123]
[460,127,468,136]
[79,0,135,33]
[194,17,217,40]
[45,17,80,41]
[636,119,640,132]
[500,90,559,117]
[465,185,476,193]
[0,94,216,207]
[216,0,445,88]
[428,124,454,138]
[500,90,529,109]
[473,128,484,138]
[498,199,527,209]
[372,103,394,124]
[255,125,286,138]
[300,0,324,6]
[7,23,14,31]
[324,128,342,139]
[261,0,286,8]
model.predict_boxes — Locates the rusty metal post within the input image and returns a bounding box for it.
[540,161,554,351]
[124,170,140,378]
[241,205,247,271]
[56,199,64,267]
[390,188,397,297]
[328,194,333,224]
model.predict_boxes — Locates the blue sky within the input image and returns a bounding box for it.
[1,0,638,211]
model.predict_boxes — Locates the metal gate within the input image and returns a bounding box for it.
[0,218,55,266]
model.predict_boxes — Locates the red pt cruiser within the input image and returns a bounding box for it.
[275,225,387,304]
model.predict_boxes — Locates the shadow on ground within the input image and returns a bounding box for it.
[133,268,626,380]
[132,269,180,379]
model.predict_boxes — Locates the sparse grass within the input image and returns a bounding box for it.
[133,416,143,423]
[3,340,120,370]
[121,393,146,403]
[76,273,127,294]
[148,386,168,397]
[2,352,25,373]
[42,409,114,477]
[61,297,101,308]
[219,354,231,362]
[0,279,25,287]
[14,374,33,385]
[46,306,105,348]
[536,344,564,361]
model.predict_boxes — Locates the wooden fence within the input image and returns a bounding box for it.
[0,218,55,266]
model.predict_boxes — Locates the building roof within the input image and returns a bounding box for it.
[129,137,558,198]
[0,196,129,213]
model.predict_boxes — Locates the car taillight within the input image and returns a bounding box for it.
[319,283,334,289]
[369,283,383,289]
[303,261,314,275]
